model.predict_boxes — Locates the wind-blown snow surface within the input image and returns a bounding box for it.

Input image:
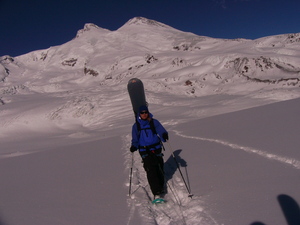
[0,17,300,224]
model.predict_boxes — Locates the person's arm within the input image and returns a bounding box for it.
[131,123,139,149]
[154,119,168,142]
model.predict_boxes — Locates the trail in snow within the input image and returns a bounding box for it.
[0,150,40,159]
[174,130,300,170]
[122,134,217,225]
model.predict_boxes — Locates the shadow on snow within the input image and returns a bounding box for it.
[164,149,192,193]
[251,194,300,225]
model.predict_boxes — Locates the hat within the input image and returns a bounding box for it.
[138,105,149,113]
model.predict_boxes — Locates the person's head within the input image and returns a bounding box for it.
[139,105,149,120]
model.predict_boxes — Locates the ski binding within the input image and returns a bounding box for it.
[152,198,166,204]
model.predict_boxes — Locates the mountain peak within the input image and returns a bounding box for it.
[123,17,171,29]
[75,23,109,38]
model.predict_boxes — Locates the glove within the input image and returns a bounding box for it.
[130,146,137,153]
[162,132,169,141]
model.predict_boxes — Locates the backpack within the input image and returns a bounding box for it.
[136,118,157,135]
[136,118,165,152]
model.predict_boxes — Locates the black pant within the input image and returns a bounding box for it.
[140,149,165,196]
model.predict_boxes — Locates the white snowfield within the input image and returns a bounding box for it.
[0,17,300,225]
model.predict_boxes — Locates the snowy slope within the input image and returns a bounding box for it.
[0,17,300,225]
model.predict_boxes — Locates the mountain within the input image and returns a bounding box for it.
[1,17,299,129]
[0,17,300,225]
[1,17,299,92]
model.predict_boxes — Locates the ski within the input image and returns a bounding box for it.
[127,78,147,117]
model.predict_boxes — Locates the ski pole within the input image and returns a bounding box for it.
[165,140,193,198]
[128,153,134,196]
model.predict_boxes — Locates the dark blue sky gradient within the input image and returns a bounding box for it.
[0,0,299,57]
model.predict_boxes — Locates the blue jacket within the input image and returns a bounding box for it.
[131,113,167,151]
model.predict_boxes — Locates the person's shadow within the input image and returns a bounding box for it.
[278,194,300,225]
[163,149,192,194]
[164,149,186,181]
[251,194,300,225]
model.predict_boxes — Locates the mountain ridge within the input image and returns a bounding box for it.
[0,17,299,108]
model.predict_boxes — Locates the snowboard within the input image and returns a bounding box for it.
[127,78,147,117]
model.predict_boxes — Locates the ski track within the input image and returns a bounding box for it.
[122,134,217,225]
[174,130,300,170]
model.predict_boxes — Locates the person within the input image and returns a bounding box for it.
[130,105,169,199]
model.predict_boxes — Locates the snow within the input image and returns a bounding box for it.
[0,17,300,224]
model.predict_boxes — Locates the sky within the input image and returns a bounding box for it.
[0,0,299,57]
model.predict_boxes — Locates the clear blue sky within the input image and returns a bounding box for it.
[0,0,299,57]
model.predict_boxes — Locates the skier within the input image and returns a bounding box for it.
[130,105,169,199]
